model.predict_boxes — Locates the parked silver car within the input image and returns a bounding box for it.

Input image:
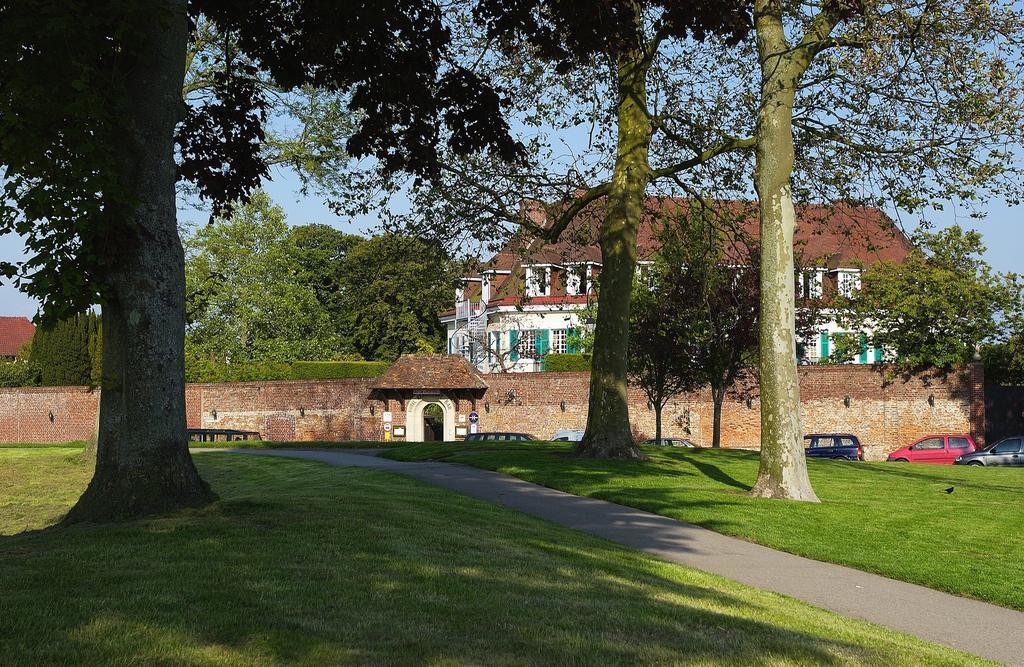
[552,429,585,442]
[954,436,1024,466]
[641,437,697,448]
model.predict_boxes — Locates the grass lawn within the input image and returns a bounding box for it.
[382,442,1024,611]
[1,447,983,665]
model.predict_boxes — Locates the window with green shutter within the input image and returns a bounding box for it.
[874,340,884,363]
[509,330,519,362]
[820,331,830,360]
[536,329,550,356]
[859,333,869,364]
[566,327,578,354]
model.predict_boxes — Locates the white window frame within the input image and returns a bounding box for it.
[563,264,589,296]
[481,273,491,303]
[836,270,861,298]
[799,270,823,299]
[551,328,569,354]
[517,330,538,358]
[525,265,551,297]
[636,260,655,287]
[801,334,819,362]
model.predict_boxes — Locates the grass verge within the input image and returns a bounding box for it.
[0,447,983,665]
[381,442,1024,611]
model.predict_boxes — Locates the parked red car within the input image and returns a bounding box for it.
[887,435,976,464]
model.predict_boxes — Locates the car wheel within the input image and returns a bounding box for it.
[968,461,984,467]
[893,458,909,463]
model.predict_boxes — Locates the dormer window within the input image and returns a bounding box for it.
[481,273,491,303]
[564,263,589,296]
[636,261,655,287]
[836,270,861,297]
[525,265,550,297]
[798,270,823,299]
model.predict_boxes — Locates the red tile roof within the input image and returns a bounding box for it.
[0,316,35,357]
[371,354,489,390]
[458,197,912,304]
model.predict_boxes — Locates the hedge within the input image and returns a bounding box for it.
[291,361,389,379]
[186,360,389,383]
[543,353,592,372]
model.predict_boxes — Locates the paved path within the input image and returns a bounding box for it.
[202,448,1024,665]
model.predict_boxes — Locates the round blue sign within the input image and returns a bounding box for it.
[468,411,479,424]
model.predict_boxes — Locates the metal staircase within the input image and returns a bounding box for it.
[454,300,488,369]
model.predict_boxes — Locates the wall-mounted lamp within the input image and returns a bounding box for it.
[369,404,375,415]
[647,401,654,411]
[484,401,491,413]
[299,406,305,417]
[211,409,217,420]
[48,410,54,423]
[843,395,851,408]
[927,394,935,407]
[745,397,753,409]
[560,400,566,412]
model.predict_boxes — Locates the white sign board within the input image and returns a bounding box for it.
[382,411,393,423]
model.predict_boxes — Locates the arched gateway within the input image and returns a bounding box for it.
[368,355,488,443]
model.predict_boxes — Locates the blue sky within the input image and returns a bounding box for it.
[0,149,1019,320]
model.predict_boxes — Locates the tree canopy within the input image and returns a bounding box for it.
[184,192,342,366]
[838,226,1022,371]
[339,234,460,361]
[184,191,458,365]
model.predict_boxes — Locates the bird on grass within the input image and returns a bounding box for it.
[944,486,955,494]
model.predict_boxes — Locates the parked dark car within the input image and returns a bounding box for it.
[187,428,261,443]
[803,433,863,460]
[640,437,697,448]
[463,432,534,442]
[954,436,1024,466]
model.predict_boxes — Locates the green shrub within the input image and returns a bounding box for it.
[291,361,388,379]
[543,354,592,372]
[185,360,388,383]
[0,360,40,387]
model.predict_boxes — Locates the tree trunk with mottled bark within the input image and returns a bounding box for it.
[749,0,819,501]
[63,1,215,523]
[577,48,651,460]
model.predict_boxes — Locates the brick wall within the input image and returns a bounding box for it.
[458,366,981,460]
[0,364,984,460]
[0,386,100,443]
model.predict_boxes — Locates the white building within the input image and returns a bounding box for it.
[441,199,911,372]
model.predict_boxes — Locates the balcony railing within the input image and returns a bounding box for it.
[455,300,483,319]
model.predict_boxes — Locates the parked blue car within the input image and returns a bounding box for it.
[803,433,864,461]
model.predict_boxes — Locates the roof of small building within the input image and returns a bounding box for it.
[0,316,35,357]
[456,197,912,305]
[371,354,489,390]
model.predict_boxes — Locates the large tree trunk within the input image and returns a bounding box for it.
[63,1,215,523]
[711,384,725,449]
[749,0,819,501]
[577,49,651,460]
[654,400,663,445]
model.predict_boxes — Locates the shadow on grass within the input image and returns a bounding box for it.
[687,457,751,491]
[0,455,963,666]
